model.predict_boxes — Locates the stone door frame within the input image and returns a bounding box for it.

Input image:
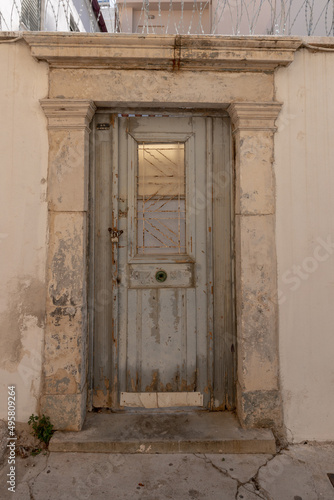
[24,33,302,431]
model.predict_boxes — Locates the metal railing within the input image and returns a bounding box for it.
[0,0,333,35]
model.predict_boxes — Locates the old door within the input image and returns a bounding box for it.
[91,113,234,411]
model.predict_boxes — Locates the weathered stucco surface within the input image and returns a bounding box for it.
[1,34,334,441]
[43,212,87,395]
[275,47,334,442]
[39,99,95,430]
[229,102,282,430]
[49,68,274,105]
[0,39,48,421]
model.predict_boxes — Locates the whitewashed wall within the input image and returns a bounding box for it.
[0,40,48,422]
[275,46,334,442]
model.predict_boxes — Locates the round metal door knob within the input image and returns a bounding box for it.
[155,270,167,283]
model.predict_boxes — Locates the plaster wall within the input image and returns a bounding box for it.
[275,48,334,442]
[1,36,334,441]
[0,40,48,421]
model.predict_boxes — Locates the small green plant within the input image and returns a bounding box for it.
[31,448,42,456]
[28,414,54,446]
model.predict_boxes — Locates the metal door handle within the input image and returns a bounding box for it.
[108,227,123,243]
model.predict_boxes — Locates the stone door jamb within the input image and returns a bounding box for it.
[229,102,283,429]
[40,100,96,431]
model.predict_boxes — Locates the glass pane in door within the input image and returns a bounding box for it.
[137,143,186,255]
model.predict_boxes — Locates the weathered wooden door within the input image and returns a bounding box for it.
[91,114,234,411]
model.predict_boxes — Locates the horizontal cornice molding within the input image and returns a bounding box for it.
[23,33,302,71]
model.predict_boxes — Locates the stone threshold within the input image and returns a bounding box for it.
[49,411,276,454]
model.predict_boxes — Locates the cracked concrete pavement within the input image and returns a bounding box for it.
[0,444,333,499]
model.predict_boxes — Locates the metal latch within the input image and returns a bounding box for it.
[108,227,123,243]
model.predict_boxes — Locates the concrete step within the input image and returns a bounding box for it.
[49,411,276,454]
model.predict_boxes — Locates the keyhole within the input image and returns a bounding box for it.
[155,270,167,283]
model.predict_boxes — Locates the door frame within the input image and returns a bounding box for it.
[35,32,294,432]
[89,110,235,411]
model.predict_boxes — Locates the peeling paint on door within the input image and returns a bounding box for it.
[91,113,235,411]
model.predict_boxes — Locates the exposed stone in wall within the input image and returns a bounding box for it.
[49,69,274,104]
[44,212,87,396]
[39,99,95,430]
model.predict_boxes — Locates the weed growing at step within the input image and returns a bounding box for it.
[28,414,54,447]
